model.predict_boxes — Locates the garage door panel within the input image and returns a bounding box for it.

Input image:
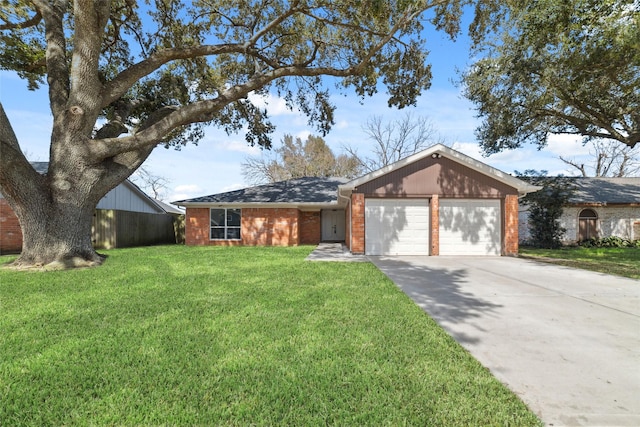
[439,199,501,256]
[365,199,429,255]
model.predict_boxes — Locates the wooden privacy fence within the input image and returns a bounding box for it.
[92,210,184,249]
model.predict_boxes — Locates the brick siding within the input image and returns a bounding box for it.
[0,199,22,254]
[350,193,365,254]
[186,207,302,246]
[300,211,321,244]
[430,195,439,256]
[503,194,519,255]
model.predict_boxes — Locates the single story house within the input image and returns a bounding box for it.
[519,177,640,244]
[175,144,540,256]
[0,162,183,254]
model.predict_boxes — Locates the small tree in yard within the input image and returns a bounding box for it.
[0,1,473,269]
[518,171,575,249]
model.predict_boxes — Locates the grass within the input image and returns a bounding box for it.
[1,245,541,426]
[519,246,640,279]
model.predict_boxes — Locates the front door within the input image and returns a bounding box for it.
[322,210,346,242]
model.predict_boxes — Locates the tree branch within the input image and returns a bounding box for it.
[101,44,246,108]
[0,10,42,30]
[93,61,363,160]
[0,103,46,202]
[558,156,587,177]
[31,0,69,116]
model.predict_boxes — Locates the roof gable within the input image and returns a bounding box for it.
[340,144,540,196]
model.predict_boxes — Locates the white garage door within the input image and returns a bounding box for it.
[439,199,501,256]
[365,199,429,255]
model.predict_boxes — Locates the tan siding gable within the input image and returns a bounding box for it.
[355,157,517,197]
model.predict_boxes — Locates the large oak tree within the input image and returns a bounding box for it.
[463,0,640,154]
[0,0,468,268]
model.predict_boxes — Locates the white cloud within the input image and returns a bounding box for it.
[170,193,193,202]
[174,184,202,193]
[451,141,484,161]
[169,184,206,202]
[217,138,262,155]
[221,183,246,192]
[247,91,301,117]
[295,129,312,141]
[545,134,591,157]
[334,119,350,130]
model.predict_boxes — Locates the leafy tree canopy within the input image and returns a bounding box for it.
[463,0,640,154]
[0,0,454,152]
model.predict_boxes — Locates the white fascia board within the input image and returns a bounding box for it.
[339,143,541,196]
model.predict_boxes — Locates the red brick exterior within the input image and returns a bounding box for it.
[504,194,519,256]
[186,207,305,247]
[430,195,439,256]
[0,199,22,254]
[350,193,365,254]
[300,211,321,244]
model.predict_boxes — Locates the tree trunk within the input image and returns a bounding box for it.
[9,190,105,269]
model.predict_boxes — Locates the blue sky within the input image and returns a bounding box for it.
[0,12,594,203]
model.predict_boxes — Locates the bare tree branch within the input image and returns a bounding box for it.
[559,140,640,177]
[344,113,444,173]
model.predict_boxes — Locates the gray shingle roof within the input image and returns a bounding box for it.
[567,177,640,204]
[175,176,349,204]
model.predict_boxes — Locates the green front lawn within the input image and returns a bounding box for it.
[519,246,640,279]
[0,246,540,425]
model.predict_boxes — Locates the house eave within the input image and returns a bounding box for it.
[175,201,345,210]
[566,202,640,207]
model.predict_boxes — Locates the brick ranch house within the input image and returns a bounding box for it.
[519,177,640,244]
[176,144,540,256]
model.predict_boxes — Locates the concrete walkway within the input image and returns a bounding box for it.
[371,256,640,427]
[305,242,369,262]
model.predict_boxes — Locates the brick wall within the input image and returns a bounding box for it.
[350,193,365,254]
[186,207,302,246]
[0,199,22,254]
[430,195,439,256]
[300,211,321,244]
[503,194,519,255]
[561,206,640,243]
[519,205,640,243]
[185,208,212,245]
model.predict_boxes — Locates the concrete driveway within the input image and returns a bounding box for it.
[370,256,640,427]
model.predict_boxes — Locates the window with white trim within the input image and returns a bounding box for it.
[210,208,241,240]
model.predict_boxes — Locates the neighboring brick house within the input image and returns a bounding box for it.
[519,177,640,244]
[0,162,182,254]
[176,144,539,256]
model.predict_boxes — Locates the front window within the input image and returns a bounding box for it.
[210,208,241,240]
